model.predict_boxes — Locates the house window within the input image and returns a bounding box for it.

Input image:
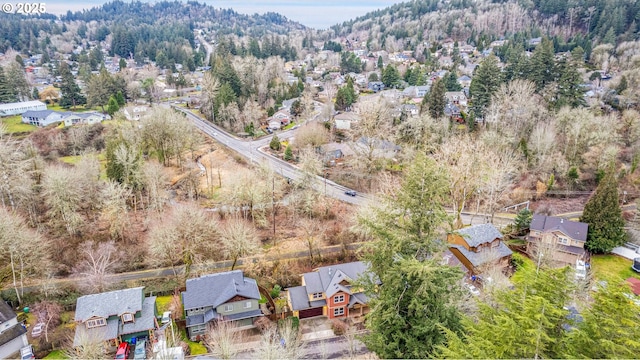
[312,293,323,300]
[224,304,233,312]
[122,313,134,323]
[558,237,569,245]
[334,294,345,303]
[333,307,345,317]
[244,301,252,309]
[86,318,106,328]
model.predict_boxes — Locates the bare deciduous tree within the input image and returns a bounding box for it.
[65,326,108,359]
[220,217,261,270]
[32,300,62,343]
[205,321,243,360]
[73,241,121,293]
[100,181,131,241]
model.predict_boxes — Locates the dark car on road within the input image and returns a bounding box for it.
[345,190,356,197]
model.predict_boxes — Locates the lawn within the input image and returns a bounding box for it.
[44,349,69,359]
[1,115,38,133]
[156,295,173,313]
[590,254,640,282]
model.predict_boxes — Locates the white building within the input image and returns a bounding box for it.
[124,105,149,121]
[0,100,47,117]
[0,301,29,359]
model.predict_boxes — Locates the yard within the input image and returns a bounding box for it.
[1,115,38,133]
[590,254,640,282]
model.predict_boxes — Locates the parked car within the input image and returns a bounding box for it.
[20,345,35,360]
[115,342,131,360]
[133,339,147,360]
[344,190,357,197]
[465,283,480,296]
[31,323,44,338]
[161,311,171,324]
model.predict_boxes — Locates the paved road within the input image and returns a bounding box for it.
[175,107,369,206]
[196,33,214,66]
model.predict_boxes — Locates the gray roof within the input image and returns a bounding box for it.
[455,224,503,247]
[0,100,46,110]
[21,110,57,118]
[120,296,157,336]
[302,272,323,294]
[559,245,586,255]
[182,270,260,311]
[73,319,118,347]
[186,314,205,327]
[315,262,369,296]
[287,286,316,311]
[449,243,513,268]
[0,301,16,323]
[75,287,144,322]
[223,309,263,321]
[530,215,588,242]
[0,321,26,347]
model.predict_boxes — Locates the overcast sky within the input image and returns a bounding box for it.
[45,0,404,29]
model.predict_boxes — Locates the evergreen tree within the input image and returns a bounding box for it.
[580,165,626,253]
[427,78,447,118]
[514,208,533,233]
[115,91,125,106]
[553,57,585,109]
[107,95,120,116]
[616,75,628,94]
[0,67,17,103]
[381,64,400,88]
[359,154,462,358]
[377,56,383,70]
[119,58,127,71]
[283,145,293,161]
[529,38,556,91]
[269,135,281,151]
[469,56,502,118]
[564,281,640,358]
[58,62,86,109]
[444,71,461,91]
[437,266,574,359]
[32,87,39,101]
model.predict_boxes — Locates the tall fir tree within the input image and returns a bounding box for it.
[580,164,626,253]
[58,62,86,109]
[359,154,462,358]
[528,38,556,92]
[553,57,585,109]
[381,64,400,88]
[426,78,447,118]
[469,55,502,118]
[0,67,17,103]
[444,71,462,91]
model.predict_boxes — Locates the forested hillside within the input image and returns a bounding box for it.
[324,0,639,54]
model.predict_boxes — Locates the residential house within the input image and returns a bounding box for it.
[267,110,291,127]
[268,119,282,130]
[447,223,513,275]
[402,85,430,98]
[400,104,419,117]
[124,105,149,121]
[73,287,157,348]
[457,75,472,88]
[62,112,108,127]
[319,142,354,165]
[286,261,372,320]
[21,110,65,127]
[0,100,47,117]
[182,270,262,340]
[334,112,360,130]
[367,81,385,92]
[527,215,589,267]
[0,301,28,359]
[445,91,468,107]
[444,103,462,122]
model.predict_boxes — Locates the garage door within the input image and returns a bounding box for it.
[299,307,323,319]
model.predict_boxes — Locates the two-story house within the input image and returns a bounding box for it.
[73,287,158,348]
[21,110,65,127]
[0,301,28,359]
[286,261,373,320]
[447,223,513,275]
[124,105,148,121]
[181,270,262,340]
[527,214,588,267]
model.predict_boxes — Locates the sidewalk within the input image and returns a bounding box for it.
[611,246,639,261]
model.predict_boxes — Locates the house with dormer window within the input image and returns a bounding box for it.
[527,215,589,266]
[73,287,158,348]
[181,270,263,340]
[286,261,373,320]
[447,223,513,275]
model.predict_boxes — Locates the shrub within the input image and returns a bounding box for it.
[270,284,282,299]
[331,319,348,336]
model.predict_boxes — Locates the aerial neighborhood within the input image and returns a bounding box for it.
[1,0,640,359]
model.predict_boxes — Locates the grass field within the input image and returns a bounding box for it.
[156,295,173,313]
[59,153,108,179]
[590,254,640,282]
[1,115,38,133]
[43,350,69,359]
